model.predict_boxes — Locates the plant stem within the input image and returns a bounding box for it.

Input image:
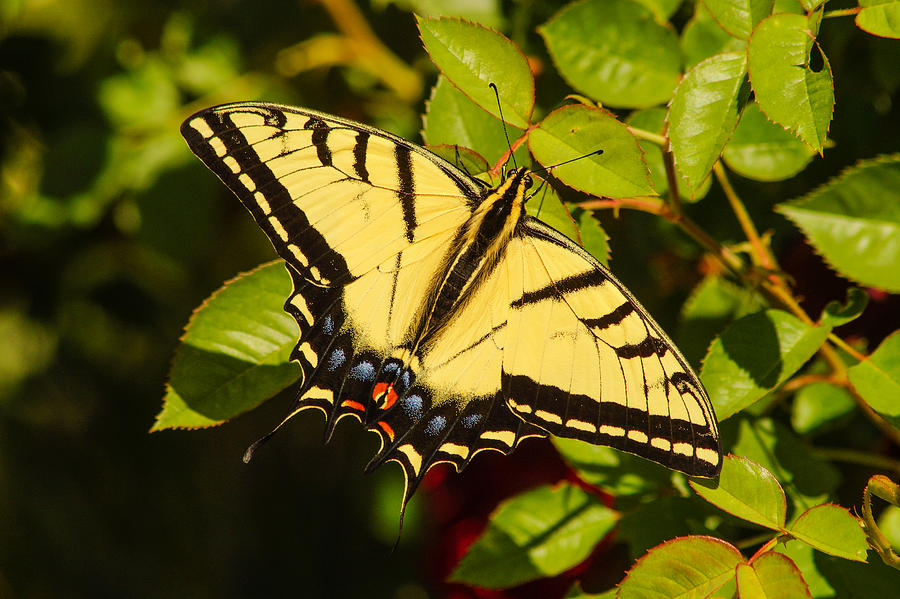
[714,162,775,270]
[735,532,776,551]
[810,448,900,475]
[312,0,422,101]
[823,8,861,19]
[660,127,684,218]
[626,126,666,146]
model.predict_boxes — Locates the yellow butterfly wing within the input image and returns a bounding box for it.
[502,218,721,476]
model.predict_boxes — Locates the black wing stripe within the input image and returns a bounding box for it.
[395,145,417,242]
[510,270,606,307]
[582,302,635,329]
[353,131,370,182]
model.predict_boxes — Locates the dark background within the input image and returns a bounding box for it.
[1,0,898,597]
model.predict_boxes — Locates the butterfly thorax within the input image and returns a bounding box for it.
[412,167,532,348]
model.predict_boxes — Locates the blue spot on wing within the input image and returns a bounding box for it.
[327,348,346,371]
[402,394,423,420]
[462,413,482,429]
[425,415,447,436]
[322,315,335,336]
[349,360,376,382]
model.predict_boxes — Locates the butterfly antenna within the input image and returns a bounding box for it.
[531,149,604,176]
[489,82,517,169]
[530,178,550,218]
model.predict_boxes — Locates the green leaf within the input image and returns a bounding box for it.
[378,0,503,28]
[848,330,900,428]
[691,455,787,530]
[677,275,765,365]
[526,183,584,247]
[154,262,301,430]
[423,75,525,165]
[417,16,533,128]
[681,4,748,69]
[539,0,681,108]
[878,505,900,551]
[426,144,490,179]
[747,13,834,152]
[574,208,610,266]
[553,437,671,497]
[700,309,832,420]
[667,51,748,196]
[627,108,711,202]
[703,0,775,39]
[619,496,714,557]
[617,536,743,599]
[788,503,869,562]
[726,417,840,511]
[527,187,610,266]
[777,154,900,292]
[791,382,856,435]
[735,552,811,599]
[819,287,868,329]
[449,483,618,588]
[529,104,653,198]
[722,101,817,181]
[857,0,900,39]
[633,0,684,21]
[565,583,617,599]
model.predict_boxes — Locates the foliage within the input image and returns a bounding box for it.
[2,0,899,597]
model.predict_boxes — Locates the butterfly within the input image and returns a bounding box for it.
[181,102,721,508]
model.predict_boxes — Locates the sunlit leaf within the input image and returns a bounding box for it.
[539,0,681,108]
[788,504,869,562]
[848,330,900,429]
[681,3,747,69]
[667,51,748,197]
[735,552,811,599]
[529,104,653,198]
[722,101,817,182]
[692,455,787,530]
[703,0,774,39]
[857,0,900,39]
[423,74,525,165]
[701,309,831,420]
[154,262,300,430]
[791,382,856,435]
[618,536,743,598]
[777,154,900,292]
[449,483,617,588]
[418,16,533,128]
[747,13,834,152]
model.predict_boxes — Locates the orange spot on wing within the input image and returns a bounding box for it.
[341,400,365,412]
[373,382,399,410]
[377,421,395,441]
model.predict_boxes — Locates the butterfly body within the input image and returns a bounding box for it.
[181,102,721,506]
